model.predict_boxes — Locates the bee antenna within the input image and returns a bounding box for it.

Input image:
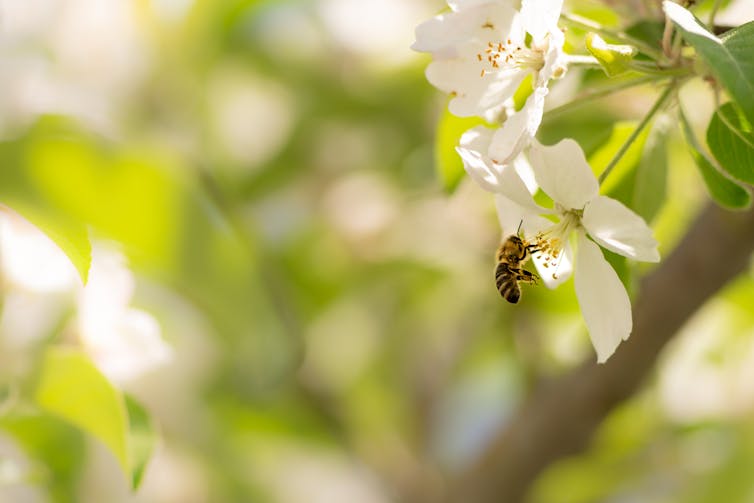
[516,219,523,237]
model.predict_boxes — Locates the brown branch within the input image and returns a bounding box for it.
[451,202,754,502]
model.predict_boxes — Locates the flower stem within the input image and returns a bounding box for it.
[545,75,664,118]
[598,84,675,185]
[559,13,664,60]
[628,61,691,77]
[709,0,724,29]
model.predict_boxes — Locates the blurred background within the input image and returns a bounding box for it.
[1,0,754,501]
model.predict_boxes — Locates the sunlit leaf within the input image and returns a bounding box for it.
[586,33,637,77]
[125,394,157,489]
[664,3,754,125]
[0,137,92,284]
[706,102,754,184]
[34,348,130,479]
[680,109,751,209]
[0,414,86,503]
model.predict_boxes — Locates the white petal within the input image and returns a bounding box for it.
[456,127,503,191]
[528,138,599,210]
[662,1,721,42]
[86,308,172,385]
[520,0,563,41]
[512,154,538,194]
[537,28,566,86]
[494,194,532,236]
[582,196,660,262]
[488,86,547,165]
[411,0,516,59]
[575,232,632,363]
[427,59,524,117]
[413,2,519,57]
[449,0,499,11]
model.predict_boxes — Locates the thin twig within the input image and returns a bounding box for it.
[544,75,663,118]
[599,84,675,184]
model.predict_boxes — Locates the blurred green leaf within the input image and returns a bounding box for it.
[0,134,91,284]
[679,110,751,208]
[706,102,754,184]
[589,121,649,198]
[434,107,483,193]
[34,348,130,479]
[0,414,86,503]
[125,394,157,490]
[632,122,668,222]
[586,33,637,77]
[665,4,754,125]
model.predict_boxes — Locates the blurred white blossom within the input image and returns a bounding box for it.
[413,0,565,163]
[78,247,172,385]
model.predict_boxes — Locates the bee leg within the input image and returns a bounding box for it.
[517,269,539,285]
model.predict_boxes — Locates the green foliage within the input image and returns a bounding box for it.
[0,414,86,503]
[706,102,754,184]
[34,348,130,480]
[125,395,157,490]
[679,107,751,208]
[0,136,91,284]
[586,33,638,77]
[632,122,668,222]
[666,6,754,125]
[590,121,650,198]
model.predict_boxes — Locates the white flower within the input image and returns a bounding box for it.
[455,125,539,199]
[412,0,565,146]
[78,247,172,384]
[494,139,660,362]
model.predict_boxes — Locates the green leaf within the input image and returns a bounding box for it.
[586,33,638,77]
[0,138,91,284]
[679,109,751,209]
[664,3,754,125]
[0,414,86,503]
[34,348,131,480]
[434,107,483,193]
[706,102,754,184]
[632,122,668,222]
[125,394,157,489]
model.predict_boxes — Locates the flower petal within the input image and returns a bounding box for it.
[582,195,660,262]
[488,86,547,165]
[520,0,563,41]
[495,194,532,236]
[537,28,566,86]
[413,2,517,58]
[575,232,632,363]
[528,138,599,210]
[427,59,524,117]
[456,127,503,191]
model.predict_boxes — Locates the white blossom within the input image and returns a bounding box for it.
[494,139,660,362]
[413,0,565,162]
[78,246,172,384]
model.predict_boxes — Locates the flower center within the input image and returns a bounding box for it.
[477,39,545,77]
[532,209,581,279]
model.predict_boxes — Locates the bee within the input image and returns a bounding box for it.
[494,232,539,304]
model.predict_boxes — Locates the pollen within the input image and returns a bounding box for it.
[476,38,545,77]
